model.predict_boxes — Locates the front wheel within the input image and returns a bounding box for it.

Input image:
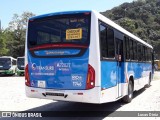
[122,80,133,103]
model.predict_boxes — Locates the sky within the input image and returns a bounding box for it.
[0,0,133,28]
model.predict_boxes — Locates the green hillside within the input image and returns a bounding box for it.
[101,0,160,58]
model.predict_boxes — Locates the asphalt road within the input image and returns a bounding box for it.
[0,73,160,120]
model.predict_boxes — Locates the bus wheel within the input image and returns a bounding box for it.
[146,74,151,88]
[122,80,133,103]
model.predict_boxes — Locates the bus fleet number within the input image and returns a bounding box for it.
[73,82,82,87]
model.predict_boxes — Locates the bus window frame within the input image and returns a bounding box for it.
[28,13,91,49]
[99,20,116,61]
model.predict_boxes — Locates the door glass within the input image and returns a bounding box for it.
[116,39,123,62]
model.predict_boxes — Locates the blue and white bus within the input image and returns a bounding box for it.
[25,10,154,103]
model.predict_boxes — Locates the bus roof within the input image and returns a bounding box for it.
[0,56,17,60]
[29,10,91,20]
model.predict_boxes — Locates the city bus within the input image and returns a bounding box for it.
[25,10,154,103]
[16,57,25,76]
[0,56,17,75]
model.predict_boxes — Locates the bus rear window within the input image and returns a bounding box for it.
[28,13,91,48]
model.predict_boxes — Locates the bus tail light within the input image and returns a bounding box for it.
[25,64,30,86]
[86,64,95,89]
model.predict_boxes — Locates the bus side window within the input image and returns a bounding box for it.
[149,49,152,62]
[133,40,137,61]
[107,28,115,58]
[125,37,130,60]
[99,24,107,58]
[147,47,149,62]
[99,23,115,59]
[137,43,142,61]
[129,39,133,60]
[141,45,144,62]
[144,46,146,62]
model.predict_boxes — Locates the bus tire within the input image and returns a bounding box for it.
[146,74,151,88]
[122,80,133,103]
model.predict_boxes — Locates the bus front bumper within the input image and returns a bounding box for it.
[17,70,24,76]
[0,70,13,75]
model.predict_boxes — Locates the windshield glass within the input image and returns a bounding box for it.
[17,58,24,70]
[0,58,11,70]
[28,13,91,48]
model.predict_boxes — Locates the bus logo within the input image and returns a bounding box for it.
[31,63,54,71]
[32,63,36,70]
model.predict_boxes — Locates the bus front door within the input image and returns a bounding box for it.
[115,38,123,98]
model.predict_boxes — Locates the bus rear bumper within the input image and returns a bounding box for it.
[25,86,101,104]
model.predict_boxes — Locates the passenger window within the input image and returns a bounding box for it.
[99,23,115,59]
[125,37,130,60]
[133,41,137,60]
[100,24,107,58]
[149,49,152,61]
[107,28,115,58]
[129,39,134,60]
[146,48,149,61]
[137,43,142,61]
[142,46,146,61]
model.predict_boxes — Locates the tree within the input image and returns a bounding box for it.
[7,11,35,58]
[0,30,9,55]
[116,18,136,33]
[102,0,160,58]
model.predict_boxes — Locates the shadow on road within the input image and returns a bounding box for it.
[0,86,148,120]
[133,86,148,99]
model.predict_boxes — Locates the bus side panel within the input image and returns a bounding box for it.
[138,62,152,89]
[125,62,152,91]
[87,11,101,103]
[100,61,152,103]
[101,61,117,89]
[100,61,128,103]
[100,61,119,103]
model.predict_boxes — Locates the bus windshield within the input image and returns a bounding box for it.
[17,58,24,70]
[0,58,11,70]
[28,13,91,48]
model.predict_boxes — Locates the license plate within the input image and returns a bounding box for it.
[38,81,46,88]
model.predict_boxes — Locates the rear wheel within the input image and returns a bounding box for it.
[122,80,133,103]
[146,74,151,88]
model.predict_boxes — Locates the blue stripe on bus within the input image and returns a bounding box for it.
[101,61,152,89]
